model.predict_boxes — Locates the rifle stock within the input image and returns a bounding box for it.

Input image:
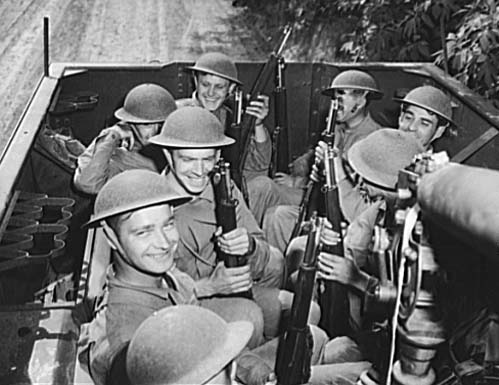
[275,214,321,385]
[318,146,350,338]
[212,160,252,299]
[270,55,289,178]
[289,99,338,242]
[234,25,292,202]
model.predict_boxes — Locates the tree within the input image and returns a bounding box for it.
[235,0,499,101]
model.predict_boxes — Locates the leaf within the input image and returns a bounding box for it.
[417,41,431,58]
[476,53,488,63]
[479,34,490,51]
[421,12,435,29]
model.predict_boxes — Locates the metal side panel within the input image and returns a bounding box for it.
[0,76,59,223]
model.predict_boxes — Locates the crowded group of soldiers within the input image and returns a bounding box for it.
[76,51,455,385]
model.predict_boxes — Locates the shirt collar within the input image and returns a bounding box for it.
[107,264,181,300]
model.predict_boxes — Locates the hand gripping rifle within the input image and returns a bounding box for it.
[269,54,289,178]
[212,159,253,299]
[289,99,339,242]
[318,143,351,338]
[233,25,292,203]
[275,213,322,385]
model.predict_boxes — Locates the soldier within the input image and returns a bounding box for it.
[78,169,333,385]
[314,84,454,225]
[179,51,271,181]
[149,106,289,338]
[126,305,254,385]
[126,303,375,385]
[289,129,425,382]
[259,70,383,251]
[78,169,266,385]
[396,85,453,149]
[74,83,177,194]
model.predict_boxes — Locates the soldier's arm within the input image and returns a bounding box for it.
[73,129,121,194]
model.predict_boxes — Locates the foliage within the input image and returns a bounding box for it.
[434,1,499,99]
[234,0,499,101]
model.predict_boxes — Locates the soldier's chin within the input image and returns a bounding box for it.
[202,100,222,112]
[184,179,208,195]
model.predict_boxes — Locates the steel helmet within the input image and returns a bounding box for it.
[322,70,383,99]
[126,305,253,385]
[84,169,191,227]
[348,128,424,189]
[149,106,235,148]
[395,85,453,124]
[186,52,242,85]
[114,83,177,124]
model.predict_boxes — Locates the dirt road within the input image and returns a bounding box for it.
[0,0,267,154]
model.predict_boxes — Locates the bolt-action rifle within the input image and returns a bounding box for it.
[212,159,252,299]
[231,25,292,204]
[275,213,322,385]
[289,99,339,242]
[318,143,350,338]
[269,55,289,178]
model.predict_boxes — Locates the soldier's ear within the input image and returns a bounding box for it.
[228,83,237,95]
[359,91,369,108]
[215,149,221,162]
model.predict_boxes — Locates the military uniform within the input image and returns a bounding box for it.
[163,170,286,338]
[73,83,176,194]
[262,112,382,253]
[74,128,157,194]
[80,265,198,385]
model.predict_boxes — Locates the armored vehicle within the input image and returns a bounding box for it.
[0,54,498,384]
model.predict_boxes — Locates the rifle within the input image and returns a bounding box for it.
[289,99,338,242]
[275,213,321,385]
[233,24,292,203]
[212,159,252,299]
[318,144,350,338]
[269,55,289,178]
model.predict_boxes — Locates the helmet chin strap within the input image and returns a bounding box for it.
[101,221,127,257]
[129,123,147,148]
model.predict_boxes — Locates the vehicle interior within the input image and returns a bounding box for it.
[0,61,498,384]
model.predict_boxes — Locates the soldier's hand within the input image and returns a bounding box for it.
[103,124,135,150]
[217,227,253,255]
[245,95,269,126]
[310,163,321,182]
[314,140,328,165]
[317,253,362,287]
[320,219,341,246]
[209,261,252,295]
[274,172,296,188]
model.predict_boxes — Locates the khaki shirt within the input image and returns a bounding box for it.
[164,171,271,283]
[74,128,157,194]
[80,265,197,385]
